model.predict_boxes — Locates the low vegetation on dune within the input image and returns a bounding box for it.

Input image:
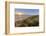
[15,15,39,27]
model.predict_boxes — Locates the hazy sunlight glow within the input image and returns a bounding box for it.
[16,12,24,15]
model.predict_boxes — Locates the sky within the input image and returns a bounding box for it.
[15,8,39,15]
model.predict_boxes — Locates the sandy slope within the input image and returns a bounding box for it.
[15,15,30,21]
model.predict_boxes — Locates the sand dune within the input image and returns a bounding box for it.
[15,15,39,27]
